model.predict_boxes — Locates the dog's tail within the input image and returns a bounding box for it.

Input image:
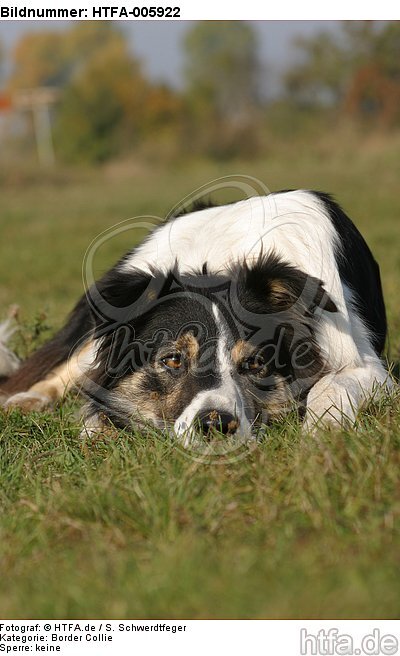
[0,294,94,396]
[0,319,20,380]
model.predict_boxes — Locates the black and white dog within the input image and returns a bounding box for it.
[0,190,392,440]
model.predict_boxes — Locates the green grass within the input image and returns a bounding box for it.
[1,135,400,618]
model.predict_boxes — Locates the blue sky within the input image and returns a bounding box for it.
[0,21,343,96]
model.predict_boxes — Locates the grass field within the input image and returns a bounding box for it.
[1,135,400,618]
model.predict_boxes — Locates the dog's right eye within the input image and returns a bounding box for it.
[160,353,182,370]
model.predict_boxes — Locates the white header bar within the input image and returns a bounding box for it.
[0,0,398,20]
[0,620,400,656]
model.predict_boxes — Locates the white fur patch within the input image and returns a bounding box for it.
[305,358,393,430]
[174,304,251,443]
[122,192,340,279]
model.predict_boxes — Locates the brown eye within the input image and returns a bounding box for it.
[161,353,182,370]
[241,355,265,373]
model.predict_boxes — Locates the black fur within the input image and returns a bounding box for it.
[233,254,335,394]
[312,191,387,354]
[170,198,217,220]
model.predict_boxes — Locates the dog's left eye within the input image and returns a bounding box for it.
[240,355,265,373]
[161,353,182,370]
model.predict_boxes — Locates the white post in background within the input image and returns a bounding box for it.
[15,87,59,167]
[32,101,55,167]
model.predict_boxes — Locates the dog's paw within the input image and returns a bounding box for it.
[303,379,357,433]
[303,404,354,433]
[3,391,52,413]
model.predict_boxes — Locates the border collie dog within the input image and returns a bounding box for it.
[0,190,392,441]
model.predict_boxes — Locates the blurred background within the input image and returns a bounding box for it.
[0,20,399,357]
[1,20,400,165]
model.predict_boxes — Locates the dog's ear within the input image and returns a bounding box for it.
[88,268,162,329]
[87,266,188,331]
[238,254,338,314]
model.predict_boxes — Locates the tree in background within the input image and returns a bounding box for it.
[285,30,348,106]
[185,21,259,123]
[8,22,125,91]
[344,22,400,125]
[7,22,184,163]
[285,21,400,126]
[55,26,149,162]
[183,21,261,157]
[9,31,69,89]
[4,21,400,166]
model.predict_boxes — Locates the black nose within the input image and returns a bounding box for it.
[197,409,239,435]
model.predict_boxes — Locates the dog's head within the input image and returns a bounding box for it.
[84,253,337,441]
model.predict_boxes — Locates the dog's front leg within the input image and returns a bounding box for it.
[304,357,393,431]
[3,340,96,413]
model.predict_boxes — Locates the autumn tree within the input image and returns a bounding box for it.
[285,30,349,106]
[285,21,400,124]
[344,22,400,125]
[8,22,183,162]
[55,29,149,162]
[8,22,124,91]
[9,31,69,89]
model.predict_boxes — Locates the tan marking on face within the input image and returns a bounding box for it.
[152,332,198,420]
[260,375,293,419]
[107,333,197,427]
[231,339,254,365]
[115,372,164,424]
[116,369,188,425]
[175,332,199,360]
[147,289,157,301]
[227,419,239,433]
[161,379,188,419]
[116,371,148,404]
